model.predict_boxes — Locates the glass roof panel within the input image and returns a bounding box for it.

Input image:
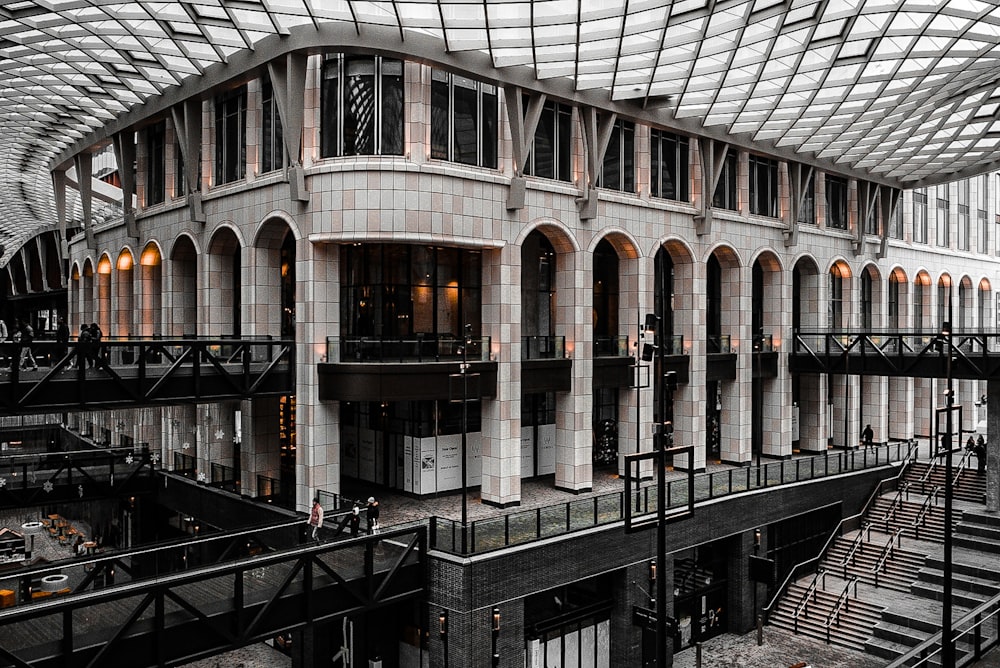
[1,0,1000,265]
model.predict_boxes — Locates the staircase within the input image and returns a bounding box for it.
[767,451,994,656]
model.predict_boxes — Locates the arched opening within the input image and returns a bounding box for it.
[592,238,620,469]
[169,236,198,337]
[206,228,242,337]
[792,257,823,451]
[139,244,162,337]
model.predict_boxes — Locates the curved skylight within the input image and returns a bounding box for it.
[1,0,999,262]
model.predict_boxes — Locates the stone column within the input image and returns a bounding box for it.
[555,246,592,493]
[619,255,653,477]
[481,244,522,507]
[673,257,706,470]
[723,264,752,465]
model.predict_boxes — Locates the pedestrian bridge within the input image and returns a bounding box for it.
[790,330,1000,381]
[0,337,295,415]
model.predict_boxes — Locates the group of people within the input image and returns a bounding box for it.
[0,317,102,371]
[966,435,989,475]
[308,495,381,542]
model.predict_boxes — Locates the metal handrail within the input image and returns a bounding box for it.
[911,486,941,540]
[841,522,871,579]
[793,568,827,633]
[918,458,938,494]
[885,588,1000,667]
[882,482,909,531]
[871,527,905,588]
[825,577,859,643]
[954,446,975,487]
[762,440,919,621]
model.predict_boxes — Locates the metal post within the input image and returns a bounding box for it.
[942,321,954,667]
[655,320,668,668]
[461,324,471,553]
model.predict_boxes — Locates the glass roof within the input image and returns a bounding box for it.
[1,0,999,261]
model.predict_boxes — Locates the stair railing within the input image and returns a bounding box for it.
[882,483,909,532]
[871,527,905,588]
[911,486,941,540]
[917,458,938,495]
[763,443,919,624]
[792,568,827,634]
[952,446,974,488]
[825,577,859,644]
[841,522,871,579]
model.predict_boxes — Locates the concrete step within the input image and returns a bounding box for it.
[917,567,1000,598]
[960,508,1000,528]
[954,532,1000,554]
[910,581,992,609]
[923,554,1000,583]
[955,520,1000,542]
[865,634,915,662]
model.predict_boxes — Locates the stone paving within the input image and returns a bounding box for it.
[672,627,887,668]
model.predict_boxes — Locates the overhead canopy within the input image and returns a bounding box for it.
[2,0,1000,263]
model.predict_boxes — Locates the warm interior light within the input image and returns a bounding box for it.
[117,252,133,271]
[492,607,501,632]
[97,257,112,274]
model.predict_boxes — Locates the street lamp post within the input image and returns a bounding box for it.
[940,321,955,667]
[439,610,449,668]
[491,607,501,668]
[461,323,472,553]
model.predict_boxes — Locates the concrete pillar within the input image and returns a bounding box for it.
[797,373,828,452]
[619,255,653,477]
[728,529,758,634]
[555,247,592,493]
[673,257,706,470]
[887,377,915,441]
[481,244,522,507]
[987,380,1000,512]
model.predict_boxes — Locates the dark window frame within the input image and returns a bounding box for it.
[597,118,635,193]
[748,154,778,217]
[825,175,848,230]
[321,54,404,159]
[431,70,497,169]
[525,99,572,182]
[650,129,689,202]
[261,77,285,173]
[712,149,738,211]
[145,120,165,206]
[214,86,247,186]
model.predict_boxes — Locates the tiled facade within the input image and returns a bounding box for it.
[60,51,998,515]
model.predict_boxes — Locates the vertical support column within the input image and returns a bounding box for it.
[243,396,281,497]
[724,265,753,465]
[798,374,828,452]
[728,529,758,634]
[888,377,915,441]
[987,380,1000,512]
[620,255,653,475]
[673,258,706,470]
[611,560,659,667]
[862,376,889,445]
[481,244,521,507]
[295,240,340,510]
[555,247,592,493]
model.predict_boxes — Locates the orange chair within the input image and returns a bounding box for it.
[0,589,14,608]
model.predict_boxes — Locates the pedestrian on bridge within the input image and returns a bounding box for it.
[366,496,380,534]
[861,424,874,449]
[308,497,324,541]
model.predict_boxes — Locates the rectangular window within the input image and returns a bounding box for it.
[825,175,848,230]
[173,138,186,197]
[145,120,165,206]
[598,118,635,193]
[261,78,284,173]
[712,149,738,211]
[957,179,969,250]
[321,55,404,159]
[431,70,497,168]
[797,171,815,225]
[979,175,989,253]
[650,129,689,201]
[859,183,878,235]
[936,192,950,247]
[525,100,571,182]
[889,198,903,239]
[214,86,247,185]
[913,189,928,243]
[748,154,778,217]
[888,278,899,329]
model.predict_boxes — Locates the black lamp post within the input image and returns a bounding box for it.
[642,313,677,668]
[940,321,955,667]
[491,606,501,668]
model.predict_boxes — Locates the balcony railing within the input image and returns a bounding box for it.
[430,440,915,556]
[593,335,630,357]
[326,335,491,363]
[522,336,565,360]
[707,334,732,354]
[752,333,775,352]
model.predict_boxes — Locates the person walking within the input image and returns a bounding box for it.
[975,437,988,475]
[308,497,324,541]
[861,424,874,449]
[78,324,93,369]
[17,320,37,371]
[366,496,380,534]
[349,502,361,537]
[90,322,104,366]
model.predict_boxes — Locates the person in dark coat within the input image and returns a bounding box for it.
[349,502,361,537]
[975,436,988,474]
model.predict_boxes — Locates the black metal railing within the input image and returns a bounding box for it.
[327,335,491,363]
[707,334,731,354]
[522,335,566,360]
[0,336,294,413]
[173,452,196,477]
[431,440,915,556]
[256,474,281,501]
[593,335,629,357]
[885,589,1000,667]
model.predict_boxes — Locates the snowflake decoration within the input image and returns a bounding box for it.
[78,484,84,498]
[42,481,53,493]
[0,477,6,488]
[214,428,225,441]
[182,442,190,450]
[151,452,160,465]
[197,472,206,482]
[125,453,134,465]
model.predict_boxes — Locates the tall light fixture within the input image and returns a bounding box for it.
[939,320,955,667]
